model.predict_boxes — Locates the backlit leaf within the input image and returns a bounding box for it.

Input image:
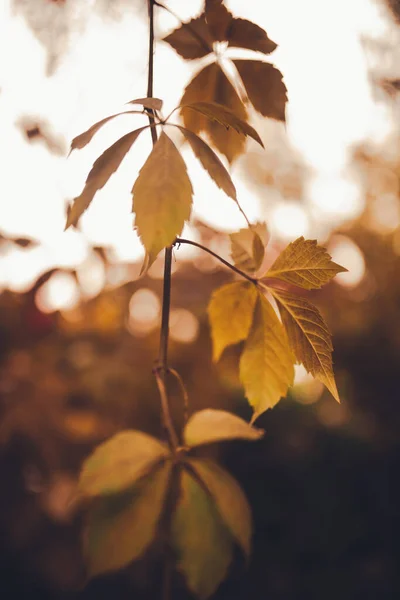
[162,15,213,60]
[181,63,251,163]
[234,60,287,122]
[79,430,169,498]
[228,18,277,54]
[70,112,144,152]
[188,458,252,558]
[66,127,146,230]
[132,132,193,259]
[208,281,258,361]
[85,462,172,577]
[177,125,236,200]
[183,409,263,447]
[230,223,268,274]
[240,293,294,420]
[205,0,232,41]
[172,468,233,599]
[126,97,163,111]
[265,236,347,289]
[271,289,340,401]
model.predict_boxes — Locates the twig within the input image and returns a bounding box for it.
[146,0,158,145]
[174,237,258,285]
[168,367,190,425]
[154,366,179,449]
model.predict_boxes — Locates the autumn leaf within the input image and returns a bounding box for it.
[181,63,250,163]
[234,60,287,121]
[271,289,340,401]
[162,15,213,59]
[205,0,232,41]
[188,458,253,558]
[228,18,277,54]
[176,125,236,200]
[132,132,193,259]
[183,409,263,447]
[66,127,146,230]
[126,97,163,111]
[265,236,347,289]
[240,293,294,420]
[85,462,172,577]
[208,281,258,361]
[79,430,169,498]
[70,111,145,153]
[230,222,269,275]
[172,468,233,599]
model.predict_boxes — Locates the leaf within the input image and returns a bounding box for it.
[181,63,250,163]
[230,223,268,275]
[234,60,288,122]
[172,468,233,599]
[66,127,146,229]
[177,125,236,200]
[208,281,258,361]
[265,237,348,289]
[126,97,163,111]
[162,15,213,60]
[271,289,340,401]
[183,409,263,447]
[228,18,277,54]
[205,0,232,41]
[79,430,169,498]
[188,458,252,558]
[85,461,172,577]
[132,132,193,259]
[70,112,144,152]
[240,293,294,420]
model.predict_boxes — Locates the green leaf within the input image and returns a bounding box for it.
[228,18,277,54]
[66,127,146,230]
[70,112,145,153]
[188,458,252,558]
[181,63,250,163]
[230,222,269,275]
[85,461,172,577]
[265,236,347,289]
[162,15,213,60]
[176,125,237,200]
[271,289,340,401]
[172,468,233,599]
[79,430,169,498]
[207,281,258,361]
[132,132,193,259]
[126,97,163,111]
[234,60,287,122]
[182,101,264,149]
[240,293,294,420]
[183,409,263,447]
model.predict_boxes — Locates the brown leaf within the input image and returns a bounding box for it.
[205,0,232,41]
[162,15,213,60]
[228,18,277,54]
[230,224,268,275]
[234,60,288,122]
[66,127,146,230]
[126,97,163,111]
[181,63,250,163]
[183,409,263,447]
[271,289,340,401]
[70,111,145,152]
[176,125,236,200]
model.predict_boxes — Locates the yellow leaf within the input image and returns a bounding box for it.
[188,458,253,558]
[85,462,172,577]
[79,430,169,498]
[183,409,263,447]
[132,132,193,259]
[177,125,237,200]
[70,112,145,153]
[162,15,213,60]
[66,127,146,229]
[265,236,347,289]
[181,63,250,163]
[228,18,277,54]
[234,60,287,122]
[208,281,258,361]
[230,222,268,275]
[271,289,340,401]
[172,468,233,599]
[240,293,294,420]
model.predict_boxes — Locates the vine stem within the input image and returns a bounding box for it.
[174,237,259,284]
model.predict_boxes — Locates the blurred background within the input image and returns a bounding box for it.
[1,0,400,598]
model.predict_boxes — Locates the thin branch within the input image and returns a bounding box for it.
[168,367,190,425]
[174,237,258,284]
[154,367,179,449]
[147,0,158,146]
[159,245,173,367]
